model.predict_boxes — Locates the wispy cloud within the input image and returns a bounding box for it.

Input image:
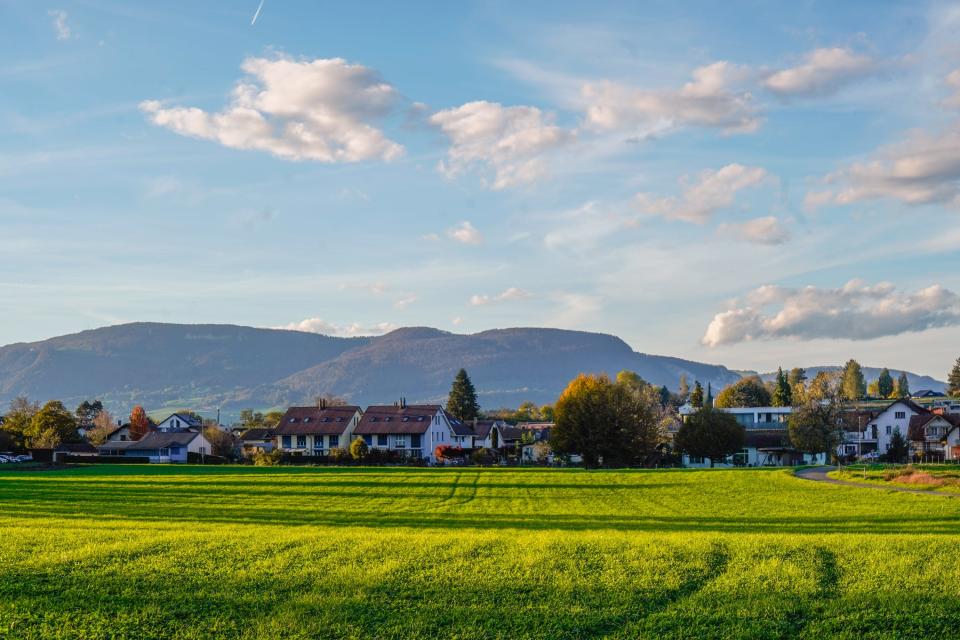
[470,287,531,306]
[636,164,769,223]
[277,318,397,337]
[763,47,877,98]
[47,10,71,41]
[717,216,791,245]
[446,221,483,245]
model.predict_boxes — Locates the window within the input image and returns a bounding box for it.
[329,435,339,448]
[689,456,704,464]
[377,434,388,447]
[410,434,421,448]
[303,417,312,423]
[363,435,372,446]
[886,425,892,435]
[313,436,324,450]
[282,435,292,448]
[395,435,407,448]
[297,435,306,448]
[289,418,298,423]
[895,411,906,419]
[160,448,170,456]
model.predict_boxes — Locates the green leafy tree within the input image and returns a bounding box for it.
[841,359,867,400]
[772,368,792,407]
[239,409,265,428]
[673,407,745,467]
[876,368,894,399]
[886,428,908,463]
[25,401,78,449]
[551,373,664,468]
[349,436,368,461]
[895,372,910,398]
[446,368,480,421]
[657,385,671,408]
[948,357,960,397]
[3,396,39,447]
[690,382,704,408]
[788,368,807,405]
[74,400,103,427]
[788,384,846,463]
[714,376,771,408]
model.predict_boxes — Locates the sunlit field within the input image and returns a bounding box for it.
[2,465,960,639]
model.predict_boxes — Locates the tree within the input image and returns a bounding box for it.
[657,385,671,408]
[85,409,116,446]
[551,373,665,468]
[678,375,690,403]
[841,359,866,401]
[446,368,480,421]
[787,367,807,387]
[129,406,150,441]
[876,368,894,399]
[75,400,103,427]
[239,409,265,428]
[705,383,713,408]
[673,407,745,467]
[714,376,771,408]
[772,368,792,407]
[948,357,960,397]
[788,385,846,463]
[886,428,908,463]
[808,371,840,403]
[3,396,39,447]
[895,372,910,398]
[203,427,236,458]
[349,436,368,461]
[690,382,704,408]
[25,401,78,449]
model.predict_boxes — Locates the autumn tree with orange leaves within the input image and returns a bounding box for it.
[129,406,150,440]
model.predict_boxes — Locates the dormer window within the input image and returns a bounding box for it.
[384,417,392,422]
[370,417,378,422]
[403,416,410,422]
[289,418,298,423]
[417,416,425,422]
[303,417,312,423]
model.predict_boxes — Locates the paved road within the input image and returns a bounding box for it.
[794,466,958,497]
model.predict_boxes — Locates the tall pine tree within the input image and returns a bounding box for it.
[895,372,910,398]
[690,381,704,408]
[949,357,960,398]
[772,367,792,407]
[446,368,480,421]
[877,368,894,398]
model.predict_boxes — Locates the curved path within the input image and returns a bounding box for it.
[794,466,958,497]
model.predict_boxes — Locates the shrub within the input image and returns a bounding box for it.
[253,449,282,467]
[349,437,368,461]
[329,447,351,464]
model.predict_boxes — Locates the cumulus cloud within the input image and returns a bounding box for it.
[278,318,397,337]
[48,10,71,40]
[140,56,403,163]
[811,122,960,207]
[429,101,574,189]
[446,221,483,245]
[470,287,531,306]
[717,216,791,245]
[636,164,768,223]
[582,62,760,135]
[943,68,960,110]
[702,280,960,346]
[763,48,876,97]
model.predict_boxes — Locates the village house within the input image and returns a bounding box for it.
[353,401,457,462]
[238,427,276,454]
[908,413,960,461]
[851,399,929,456]
[104,422,133,442]
[274,403,362,456]
[155,412,203,432]
[99,431,212,463]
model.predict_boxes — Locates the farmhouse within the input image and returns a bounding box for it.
[908,413,960,461]
[99,431,212,463]
[353,401,457,462]
[855,399,929,455]
[274,404,362,456]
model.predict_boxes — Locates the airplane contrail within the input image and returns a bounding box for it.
[251,0,265,25]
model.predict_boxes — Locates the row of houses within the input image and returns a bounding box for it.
[676,398,960,467]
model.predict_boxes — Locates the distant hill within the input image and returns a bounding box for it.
[756,366,946,393]
[0,322,741,421]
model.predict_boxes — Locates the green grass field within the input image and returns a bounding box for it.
[2,465,960,639]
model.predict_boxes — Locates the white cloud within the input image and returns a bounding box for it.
[451,316,463,326]
[812,122,960,207]
[702,280,960,346]
[551,292,602,327]
[543,201,626,250]
[429,101,574,189]
[763,48,876,97]
[446,221,483,245]
[943,68,960,110]
[48,10,71,40]
[141,56,403,163]
[393,294,417,310]
[278,318,397,337]
[636,164,769,223]
[582,62,760,135]
[470,287,531,306]
[717,216,791,245]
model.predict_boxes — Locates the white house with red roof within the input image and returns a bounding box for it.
[274,403,363,456]
[353,400,457,462]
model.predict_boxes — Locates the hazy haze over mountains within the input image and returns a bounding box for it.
[0,323,945,422]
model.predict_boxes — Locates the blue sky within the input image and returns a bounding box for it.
[2,0,959,379]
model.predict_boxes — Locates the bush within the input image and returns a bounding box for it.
[329,447,351,464]
[471,448,495,466]
[253,449,282,466]
[349,437,368,461]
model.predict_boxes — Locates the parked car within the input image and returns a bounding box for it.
[859,451,880,461]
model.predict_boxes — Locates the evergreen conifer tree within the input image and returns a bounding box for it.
[446,368,480,421]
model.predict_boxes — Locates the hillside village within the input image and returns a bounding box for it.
[2,358,959,469]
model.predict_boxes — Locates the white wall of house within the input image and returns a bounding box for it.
[868,402,924,453]
[155,414,197,432]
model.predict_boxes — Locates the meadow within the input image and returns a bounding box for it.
[2,465,960,639]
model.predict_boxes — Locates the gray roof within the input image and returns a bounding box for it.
[122,431,202,450]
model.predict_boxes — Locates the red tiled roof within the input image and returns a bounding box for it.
[354,405,441,435]
[274,406,361,436]
[908,413,960,441]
